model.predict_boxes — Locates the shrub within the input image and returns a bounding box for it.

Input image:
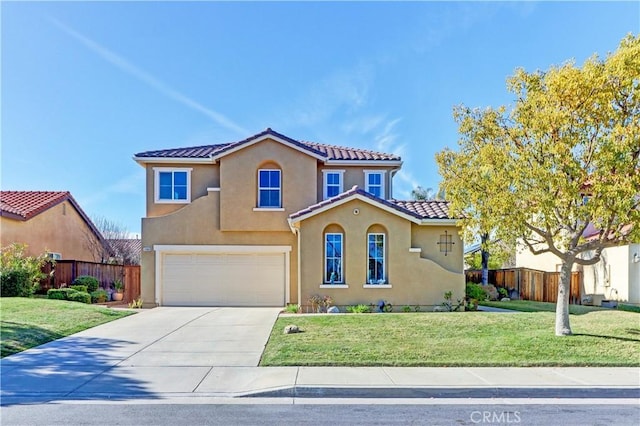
[284,304,300,314]
[465,282,487,301]
[0,269,33,297]
[498,287,509,299]
[72,276,99,293]
[346,304,371,313]
[90,290,108,303]
[67,291,91,304]
[70,285,88,293]
[47,288,67,300]
[618,304,640,313]
[128,298,144,309]
[402,305,412,313]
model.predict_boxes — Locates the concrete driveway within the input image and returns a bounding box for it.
[1,307,282,401]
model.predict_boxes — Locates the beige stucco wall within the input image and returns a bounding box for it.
[582,244,640,304]
[219,139,318,231]
[0,201,101,262]
[316,166,397,201]
[295,198,464,310]
[141,191,298,306]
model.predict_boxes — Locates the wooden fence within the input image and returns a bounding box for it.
[41,260,140,303]
[465,267,583,305]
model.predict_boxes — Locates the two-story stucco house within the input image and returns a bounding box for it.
[134,129,464,309]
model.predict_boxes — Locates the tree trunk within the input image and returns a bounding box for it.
[481,233,489,286]
[555,259,573,336]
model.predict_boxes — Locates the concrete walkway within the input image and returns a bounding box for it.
[1,307,638,404]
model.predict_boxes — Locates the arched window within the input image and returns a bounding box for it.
[367,224,387,284]
[324,224,345,284]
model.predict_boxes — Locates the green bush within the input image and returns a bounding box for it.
[617,304,640,313]
[402,305,412,313]
[466,282,487,301]
[67,291,91,304]
[72,276,99,293]
[346,304,371,313]
[90,290,108,303]
[0,269,34,297]
[47,288,67,300]
[70,284,88,293]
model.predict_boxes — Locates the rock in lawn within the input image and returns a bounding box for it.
[327,306,340,314]
[284,324,300,334]
[501,297,511,302]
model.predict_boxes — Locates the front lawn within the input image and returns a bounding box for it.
[261,310,640,367]
[0,297,134,357]
[479,300,605,315]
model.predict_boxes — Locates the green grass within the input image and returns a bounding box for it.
[479,300,605,315]
[0,297,134,357]
[261,311,640,367]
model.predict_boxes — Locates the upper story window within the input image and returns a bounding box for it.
[258,169,282,208]
[364,170,386,199]
[322,170,345,200]
[154,168,192,203]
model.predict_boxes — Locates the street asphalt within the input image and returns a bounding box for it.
[1,307,638,405]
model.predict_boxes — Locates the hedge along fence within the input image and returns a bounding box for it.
[465,267,583,305]
[40,260,140,303]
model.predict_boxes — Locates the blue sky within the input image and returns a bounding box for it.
[2,2,638,235]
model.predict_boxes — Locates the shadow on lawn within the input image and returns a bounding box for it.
[0,332,157,406]
[573,332,640,343]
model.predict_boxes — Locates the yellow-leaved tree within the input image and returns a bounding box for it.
[437,34,640,336]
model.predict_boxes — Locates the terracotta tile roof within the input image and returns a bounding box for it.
[1,191,71,220]
[135,128,401,162]
[289,186,451,221]
[391,200,451,220]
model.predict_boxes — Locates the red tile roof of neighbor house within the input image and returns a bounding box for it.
[0,191,71,220]
[289,186,452,221]
[134,128,401,162]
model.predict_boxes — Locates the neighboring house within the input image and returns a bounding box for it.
[107,238,142,265]
[515,230,640,306]
[134,128,464,308]
[0,191,107,262]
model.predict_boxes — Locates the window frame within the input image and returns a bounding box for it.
[367,233,386,284]
[322,170,345,200]
[257,168,282,208]
[364,170,386,199]
[153,167,192,204]
[324,233,344,284]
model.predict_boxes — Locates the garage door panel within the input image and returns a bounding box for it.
[161,251,285,306]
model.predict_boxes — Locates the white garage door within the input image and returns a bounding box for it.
[161,252,286,306]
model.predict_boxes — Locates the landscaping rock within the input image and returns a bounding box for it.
[283,324,300,334]
[327,306,340,313]
[501,297,511,302]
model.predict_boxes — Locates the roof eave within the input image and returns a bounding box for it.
[211,134,327,162]
[324,159,403,167]
[133,156,216,166]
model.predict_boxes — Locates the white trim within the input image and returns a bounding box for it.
[154,244,292,307]
[153,167,192,204]
[363,284,393,289]
[322,169,345,200]
[134,156,214,165]
[258,168,282,208]
[253,208,285,212]
[207,187,221,192]
[319,284,349,289]
[326,160,403,167]
[409,248,422,253]
[289,192,457,226]
[211,134,326,162]
[364,170,387,199]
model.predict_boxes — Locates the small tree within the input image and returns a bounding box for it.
[0,243,50,297]
[437,35,640,336]
[84,215,137,264]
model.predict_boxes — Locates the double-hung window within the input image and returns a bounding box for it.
[325,233,343,284]
[367,233,385,284]
[154,168,191,203]
[323,170,344,200]
[258,169,282,208]
[364,171,386,198]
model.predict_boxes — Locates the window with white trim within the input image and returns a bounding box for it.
[154,168,191,203]
[323,170,344,200]
[325,233,343,284]
[258,169,281,208]
[364,170,386,198]
[367,233,385,284]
